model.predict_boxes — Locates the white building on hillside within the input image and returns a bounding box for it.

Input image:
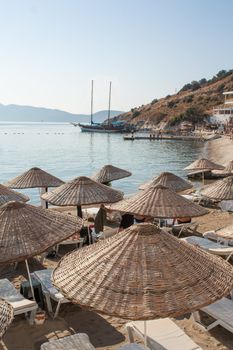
[212,91,233,124]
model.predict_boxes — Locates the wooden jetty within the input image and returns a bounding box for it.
[123,133,220,142]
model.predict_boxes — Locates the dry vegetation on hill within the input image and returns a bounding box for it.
[114,70,233,129]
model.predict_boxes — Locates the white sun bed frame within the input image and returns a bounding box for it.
[192,297,233,334]
[55,237,84,255]
[181,236,233,261]
[126,318,202,350]
[0,278,38,325]
[32,269,70,318]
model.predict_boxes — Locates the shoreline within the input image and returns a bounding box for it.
[206,135,233,165]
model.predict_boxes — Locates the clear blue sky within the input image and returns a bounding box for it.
[0,0,232,114]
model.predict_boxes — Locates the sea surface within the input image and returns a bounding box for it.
[0,123,205,204]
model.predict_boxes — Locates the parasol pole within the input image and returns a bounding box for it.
[202,171,205,185]
[25,259,35,300]
[77,205,83,218]
[144,320,148,348]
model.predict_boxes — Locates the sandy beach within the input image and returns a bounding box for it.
[1,136,233,350]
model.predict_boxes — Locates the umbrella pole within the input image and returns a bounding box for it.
[144,320,147,348]
[25,259,35,300]
[202,172,205,185]
[77,205,83,218]
[45,187,48,209]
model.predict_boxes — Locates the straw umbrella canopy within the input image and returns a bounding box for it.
[0,201,83,265]
[41,176,123,218]
[200,176,233,200]
[4,167,64,189]
[184,158,224,184]
[53,223,233,320]
[139,172,193,192]
[92,164,132,184]
[222,160,233,174]
[0,184,29,205]
[0,201,83,300]
[4,167,64,208]
[0,299,13,338]
[107,185,208,219]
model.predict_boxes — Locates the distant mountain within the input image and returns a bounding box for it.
[0,104,123,123]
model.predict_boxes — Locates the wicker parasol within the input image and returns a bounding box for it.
[4,167,64,189]
[107,185,208,218]
[184,158,224,184]
[222,160,233,174]
[0,184,29,205]
[0,201,83,264]
[0,299,13,338]
[92,165,132,184]
[139,172,193,192]
[41,176,123,218]
[53,223,233,320]
[200,176,233,200]
[184,158,224,172]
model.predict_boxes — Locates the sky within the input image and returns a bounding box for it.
[0,0,233,114]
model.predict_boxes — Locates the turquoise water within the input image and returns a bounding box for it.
[0,123,205,204]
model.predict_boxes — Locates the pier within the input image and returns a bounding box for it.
[123,133,220,142]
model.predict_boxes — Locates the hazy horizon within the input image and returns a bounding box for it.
[0,0,232,114]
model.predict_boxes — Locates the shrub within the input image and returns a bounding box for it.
[132,110,140,118]
[167,101,176,108]
[151,99,158,104]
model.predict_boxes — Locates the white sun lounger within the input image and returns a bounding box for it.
[32,269,69,318]
[126,318,202,350]
[40,333,96,350]
[181,236,233,261]
[192,297,233,334]
[0,278,38,325]
[203,230,233,246]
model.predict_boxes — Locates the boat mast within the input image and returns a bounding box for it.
[91,80,94,125]
[107,81,112,125]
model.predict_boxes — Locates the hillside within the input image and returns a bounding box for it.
[0,104,123,123]
[114,70,233,130]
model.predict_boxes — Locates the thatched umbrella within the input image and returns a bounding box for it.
[184,158,224,184]
[107,185,208,219]
[41,176,123,218]
[0,299,13,339]
[0,184,29,205]
[0,201,83,298]
[222,160,233,174]
[139,172,193,192]
[200,176,233,200]
[53,223,233,321]
[92,164,132,184]
[4,167,64,208]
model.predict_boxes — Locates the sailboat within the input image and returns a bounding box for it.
[78,81,132,133]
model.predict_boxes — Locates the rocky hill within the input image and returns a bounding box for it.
[114,70,233,130]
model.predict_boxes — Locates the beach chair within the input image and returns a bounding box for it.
[0,278,38,325]
[203,229,233,246]
[40,333,96,350]
[55,236,84,255]
[172,222,199,237]
[181,236,233,261]
[31,269,70,318]
[126,318,202,350]
[192,297,233,334]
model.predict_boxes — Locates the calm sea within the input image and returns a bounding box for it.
[0,123,205,204]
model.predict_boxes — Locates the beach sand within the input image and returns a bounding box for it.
[1,136,233,350]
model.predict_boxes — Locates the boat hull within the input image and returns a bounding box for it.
[78,124,130,133]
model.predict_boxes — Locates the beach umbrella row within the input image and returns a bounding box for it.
[0,299,13,339]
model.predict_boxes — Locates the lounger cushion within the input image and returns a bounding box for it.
[128,318,201,350]
[202,297,233,326]
[40,333,95,350]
